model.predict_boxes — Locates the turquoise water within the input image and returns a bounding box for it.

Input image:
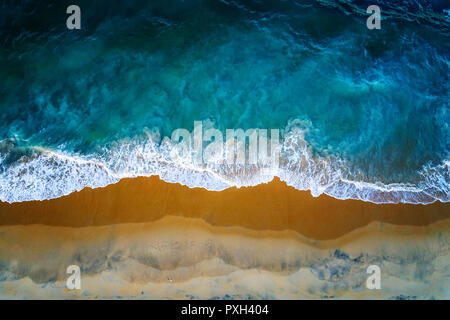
[0,0,449,203]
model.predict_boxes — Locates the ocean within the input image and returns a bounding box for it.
[0,0,449,204]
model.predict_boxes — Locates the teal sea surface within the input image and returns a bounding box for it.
[0,0,449,203]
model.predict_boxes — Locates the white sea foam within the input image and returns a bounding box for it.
[0,127,448,204]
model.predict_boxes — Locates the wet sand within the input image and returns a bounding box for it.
[1,176,449,299]
[0,176,448,240]
[0,216,449,299]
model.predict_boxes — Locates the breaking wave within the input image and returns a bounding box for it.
[1,124,448,204]
[1,1,448,205]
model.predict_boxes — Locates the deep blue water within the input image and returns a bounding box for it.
[0,0,448,203]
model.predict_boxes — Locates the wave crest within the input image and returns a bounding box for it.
[1,125,448,204]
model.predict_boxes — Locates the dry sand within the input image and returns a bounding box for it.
[1,176,449,299]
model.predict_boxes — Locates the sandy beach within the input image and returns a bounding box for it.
[0,176,448,240]
[0,176,449,299]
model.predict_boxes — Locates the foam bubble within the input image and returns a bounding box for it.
[0,127,448,204]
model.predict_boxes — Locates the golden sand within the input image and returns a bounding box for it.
[1,216,449,299]
[0,177,449,299]
[0,176,448,240]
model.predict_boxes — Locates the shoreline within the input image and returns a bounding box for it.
[1,176,449,299]
[1,176,448,240]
